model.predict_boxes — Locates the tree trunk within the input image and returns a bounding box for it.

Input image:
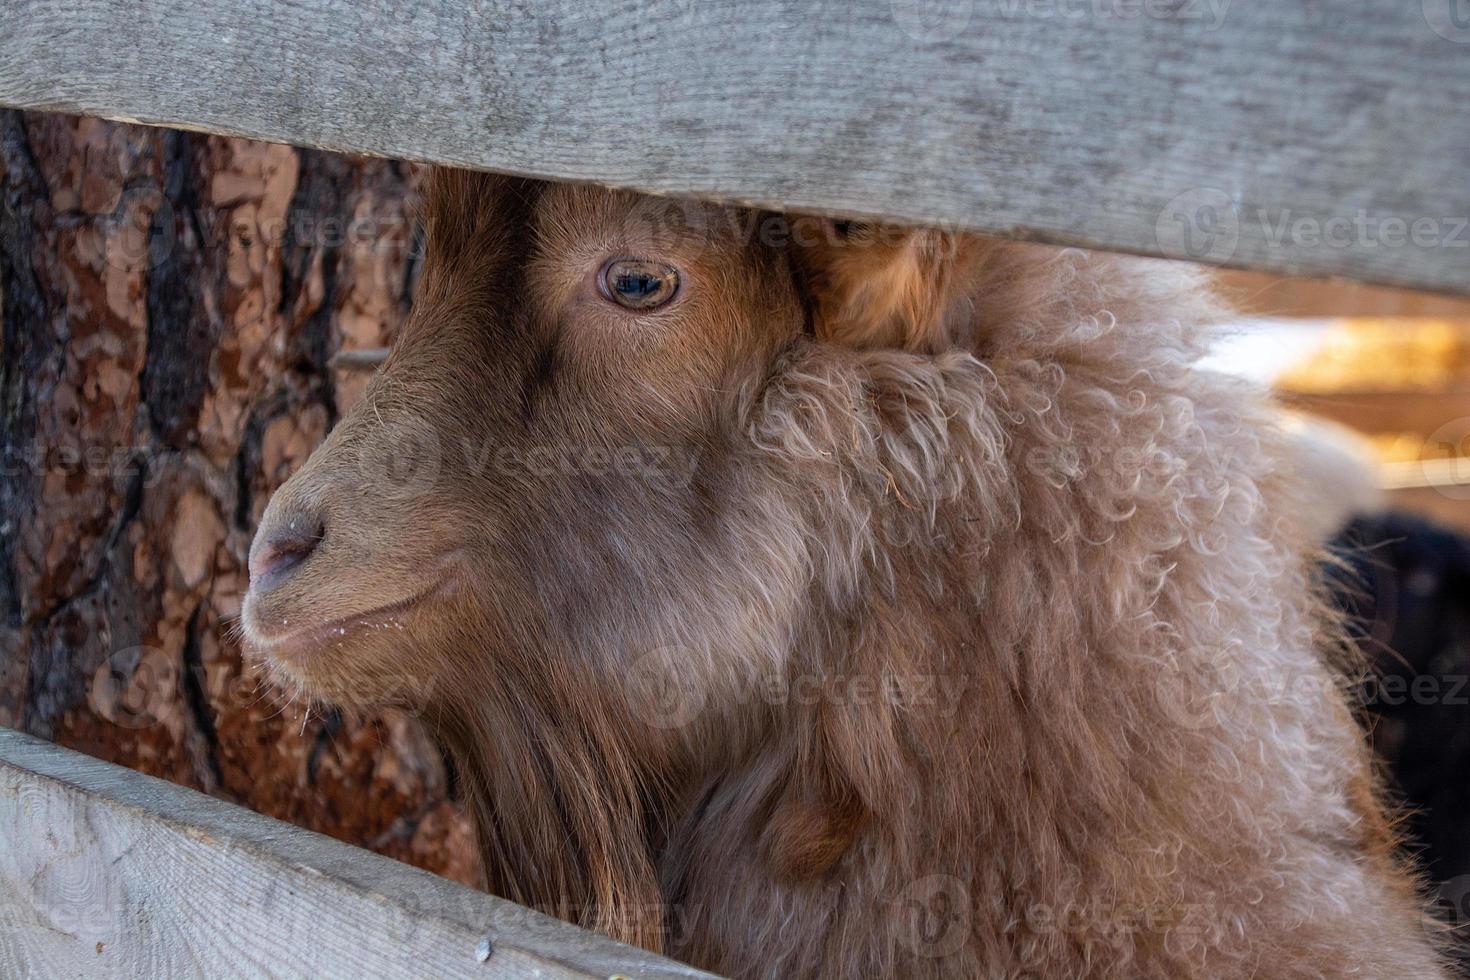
[0,110,476,885]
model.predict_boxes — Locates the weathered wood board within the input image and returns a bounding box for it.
[0,727,713,979]
[1,0,1467,294]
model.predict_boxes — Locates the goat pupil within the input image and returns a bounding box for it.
[601,258,678,309]
[618,273,659,298]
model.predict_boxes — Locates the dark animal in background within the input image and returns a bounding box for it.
[1327,510,1470,962]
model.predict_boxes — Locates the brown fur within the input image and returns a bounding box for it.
[242,170,1451,977]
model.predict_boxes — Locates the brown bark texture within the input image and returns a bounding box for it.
[0,110,477,885]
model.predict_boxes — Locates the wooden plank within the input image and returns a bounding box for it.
[0,727,712,979]
[2,0,1467,294]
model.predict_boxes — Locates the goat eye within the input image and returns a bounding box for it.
[599,258,679,310]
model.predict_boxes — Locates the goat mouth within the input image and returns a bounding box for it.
[245,576,451,662]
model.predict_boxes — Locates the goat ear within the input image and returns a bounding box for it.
[791,219,967,353]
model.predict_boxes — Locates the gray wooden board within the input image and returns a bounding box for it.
[0,727,714,979]
[2,0,1468,294]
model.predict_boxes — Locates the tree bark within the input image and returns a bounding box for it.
[0,110,476,885]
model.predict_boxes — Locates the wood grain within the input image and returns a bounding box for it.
[0,0,1467,294]
[0,727,713,979]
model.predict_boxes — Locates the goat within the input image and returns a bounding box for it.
[242,169,1448,977]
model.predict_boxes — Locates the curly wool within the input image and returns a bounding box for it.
[663,240,1448,977]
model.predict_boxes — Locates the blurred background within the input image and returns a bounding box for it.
[2,112,1467,940]
[0,111,479,886]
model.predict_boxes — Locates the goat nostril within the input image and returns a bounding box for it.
[249,517,325,588]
